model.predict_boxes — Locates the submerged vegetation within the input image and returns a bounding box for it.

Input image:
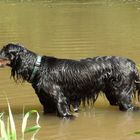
[0,102,41,140]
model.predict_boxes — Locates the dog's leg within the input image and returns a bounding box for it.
[103,88,118,106]
[105,92,118,106]
[71,100,81,112]
[92,92,99,104]
[43,97,57,114]
[50,85,74,118]
[116,85,139,111]
[32,84,57,114]
[70,96,81,112]
[36,92,57,113]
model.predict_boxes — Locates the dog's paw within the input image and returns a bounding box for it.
[63,114,76,120]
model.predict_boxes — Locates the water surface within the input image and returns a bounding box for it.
[0,0,140,139]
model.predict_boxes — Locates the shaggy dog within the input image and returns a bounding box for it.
[0,43,140,118]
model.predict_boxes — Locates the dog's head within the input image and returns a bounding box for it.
[0,43,27,67]
[0,43,37,81]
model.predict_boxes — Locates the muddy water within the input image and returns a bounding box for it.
[0,0,140,139]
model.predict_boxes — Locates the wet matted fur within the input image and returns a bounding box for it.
[0,43,140,118]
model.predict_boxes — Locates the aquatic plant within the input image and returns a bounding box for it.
[133,130,140,135]
[0,102,41,140]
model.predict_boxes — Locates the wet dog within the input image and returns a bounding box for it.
[0,43,140,118]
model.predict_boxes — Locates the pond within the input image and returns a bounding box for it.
[0,0,140,139]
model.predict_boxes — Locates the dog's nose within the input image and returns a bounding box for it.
[0,57,10,68]
[0,49,9,67]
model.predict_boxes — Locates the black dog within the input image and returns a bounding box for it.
[0,43,140,118]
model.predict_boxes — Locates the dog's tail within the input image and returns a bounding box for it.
[135,80,140,101]
[135,65,140,101]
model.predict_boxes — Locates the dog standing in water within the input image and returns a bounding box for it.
[0,43,140,118]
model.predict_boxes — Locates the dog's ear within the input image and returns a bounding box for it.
[9,48,27,60]
[9,51,18,60]
[11,53,22,67]
[10,54,22,80]
[15,43,27,53]
[9,51,20,61]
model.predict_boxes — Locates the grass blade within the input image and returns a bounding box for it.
[0,99,41,140]
[7,117,10,140]
[7,102,17,140]
[0,119,8,139]
[31,128,40,140]
[133,130,140,134]
[22,110,40,140]
[24,125,40,133]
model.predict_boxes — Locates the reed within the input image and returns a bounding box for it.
[0,102,41,140]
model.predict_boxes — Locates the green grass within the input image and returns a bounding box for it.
[0,102,41,140]
[133,130,140,135]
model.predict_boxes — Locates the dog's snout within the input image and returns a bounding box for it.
[0,49,10,67]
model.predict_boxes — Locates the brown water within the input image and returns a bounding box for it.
[0,0,140,139]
